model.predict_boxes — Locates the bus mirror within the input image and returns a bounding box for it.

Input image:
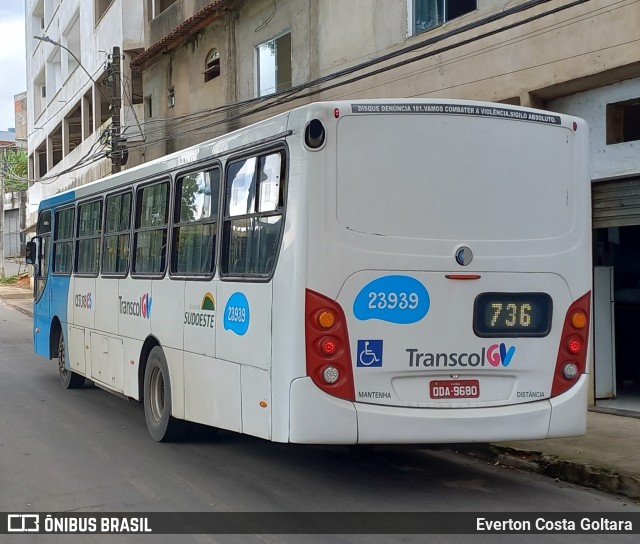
[25,240,37,265]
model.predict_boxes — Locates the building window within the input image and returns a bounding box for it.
[222,151,286,276]
[103,192,132,275]
[63,15,81,79]
[168,86,175,108]
[34,70,46,119]
[607,99,640,144]
[133,181,169,275]
[53,207,75,275]
[32,0,45,47]
[257,32,292,97]
[75,199,102,275]
[148,0,178,21]
[413,0,477,35]
[46,48,62,101]
[95,0,115,24]
[172,168,220,275]
[204,49,221,82]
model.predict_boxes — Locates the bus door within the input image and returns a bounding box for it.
[32,211,52,358]
[215,151,286,439]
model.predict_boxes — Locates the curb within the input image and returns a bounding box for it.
[476,445,640,500]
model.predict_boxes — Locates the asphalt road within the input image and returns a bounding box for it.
[0,302,638,544]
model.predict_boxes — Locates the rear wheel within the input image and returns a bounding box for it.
[58,331,85,389]
[143,346,186,442]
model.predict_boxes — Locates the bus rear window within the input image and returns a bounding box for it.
[336,115,574,241]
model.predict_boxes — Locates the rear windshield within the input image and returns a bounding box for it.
[336,115,575,241]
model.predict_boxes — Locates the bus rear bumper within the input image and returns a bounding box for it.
[289,376,588,444]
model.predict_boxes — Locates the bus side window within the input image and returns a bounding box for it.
[103,192,132,275]
[133,181,169,275]
[222,151,285,277]
[172,168,220,275]
[53,207,75,275]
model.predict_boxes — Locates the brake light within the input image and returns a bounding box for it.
[551,292,590,397]
[305,289,355,401]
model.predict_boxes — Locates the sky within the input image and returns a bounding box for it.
[0,0,26,132]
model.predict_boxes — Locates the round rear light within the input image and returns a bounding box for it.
[320,338,337,356]
[563,362,579,380]
[567,336,582,354]
[318,311,335,329]
[322,366,340,384]
[571,310,588,329]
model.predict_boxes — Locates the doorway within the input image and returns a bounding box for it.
[593,225,640,412]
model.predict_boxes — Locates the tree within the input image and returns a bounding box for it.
[3,149,28,192]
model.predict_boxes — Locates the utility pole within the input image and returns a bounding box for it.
[0,146,6,277]
[111,46,122,174]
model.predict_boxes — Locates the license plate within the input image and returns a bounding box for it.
[430,379,480,399]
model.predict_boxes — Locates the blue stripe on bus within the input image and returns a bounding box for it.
[39,190,76,210]
[34,275,71,360]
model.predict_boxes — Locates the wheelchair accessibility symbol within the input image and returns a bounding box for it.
[357,340,383,367]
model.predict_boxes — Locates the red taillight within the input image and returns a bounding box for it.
[320,337,337,355]
[305,289,355,401]
[551,292,590,397]
[567,336,582,354]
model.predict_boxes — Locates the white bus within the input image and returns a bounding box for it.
[27,99,592,444]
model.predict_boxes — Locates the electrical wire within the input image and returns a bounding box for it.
[31,0,632,183]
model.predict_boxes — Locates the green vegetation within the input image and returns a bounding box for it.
[0,275,18,285]
[4,149,28,192]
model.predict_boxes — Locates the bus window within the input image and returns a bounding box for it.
[102,192,132,275]
[133,181,169,275]
[172,168,220,275]
[222,151,285,277]
[53,207,75,275]
[75,199,102,275]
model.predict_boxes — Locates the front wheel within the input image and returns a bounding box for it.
[58,331,85,389]
[143,346,186,442]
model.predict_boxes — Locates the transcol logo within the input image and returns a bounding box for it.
[486,343,515,367]
[407,343,515,368]
[118,293,152,319]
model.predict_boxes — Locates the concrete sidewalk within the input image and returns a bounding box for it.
[0,283,34,316]
[488,411,640,500]
[1,283,638,500]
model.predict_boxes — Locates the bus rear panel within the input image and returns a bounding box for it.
[290,101,591,444]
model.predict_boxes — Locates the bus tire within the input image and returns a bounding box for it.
[143,346,186,442]
[58,331,85,389]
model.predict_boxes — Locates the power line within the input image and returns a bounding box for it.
[32,0,627,183]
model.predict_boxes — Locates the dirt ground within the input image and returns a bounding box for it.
[14,275,31,289]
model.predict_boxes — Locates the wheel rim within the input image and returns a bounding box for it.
[149,365,165,423]
[58,336,68,382]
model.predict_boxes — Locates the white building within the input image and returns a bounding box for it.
[25,0,145,228]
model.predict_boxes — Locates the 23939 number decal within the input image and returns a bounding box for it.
[223,292,250,335]
[227,306,247,323]
[367,291,419,310]
[354,275,430,324]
